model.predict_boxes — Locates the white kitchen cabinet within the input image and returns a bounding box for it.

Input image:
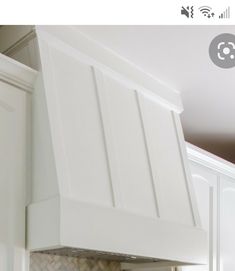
[0,80,27,271]
[0,54,37,271]
[184,162,218,271]
[220,176,235,271]
[182,144,235,271]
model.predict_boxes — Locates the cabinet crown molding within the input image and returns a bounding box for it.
[187,142,235,179]
[0,53,37,92]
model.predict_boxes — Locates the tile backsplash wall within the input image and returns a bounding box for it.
[30,253,121,271]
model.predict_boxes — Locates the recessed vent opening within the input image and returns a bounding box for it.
[34,247,161,263]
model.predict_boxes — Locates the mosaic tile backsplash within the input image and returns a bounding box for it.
[30,253,121,271]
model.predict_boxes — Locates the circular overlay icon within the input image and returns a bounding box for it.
[209,33,235,69]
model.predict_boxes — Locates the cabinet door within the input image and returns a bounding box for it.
[180,162,218,271]
[220,176,235,271]
[0,81,28,271]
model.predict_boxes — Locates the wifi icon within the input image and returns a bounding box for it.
[199,6,215,18]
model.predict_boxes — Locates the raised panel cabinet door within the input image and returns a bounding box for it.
[220,176,235,271]
[180,162,218,271]
[0,81,27,271]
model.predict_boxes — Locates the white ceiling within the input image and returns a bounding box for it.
[77,26,235,163]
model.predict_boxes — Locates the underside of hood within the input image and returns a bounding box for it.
[27,26,206,267]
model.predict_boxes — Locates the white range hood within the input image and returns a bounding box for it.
[27,26,206,266]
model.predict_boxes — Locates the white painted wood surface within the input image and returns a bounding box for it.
[179,144,235,271]
[0,80,27,271]
[138,97,194,225]
[28,196,206,264]
[27,26,206,265]
[0,26,235,271]
[0,54,37,271]
[180,163,218,271]
[220,176,235,271]
[32,26,199,222]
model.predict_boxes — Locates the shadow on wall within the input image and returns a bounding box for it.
[186,136,235,164]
